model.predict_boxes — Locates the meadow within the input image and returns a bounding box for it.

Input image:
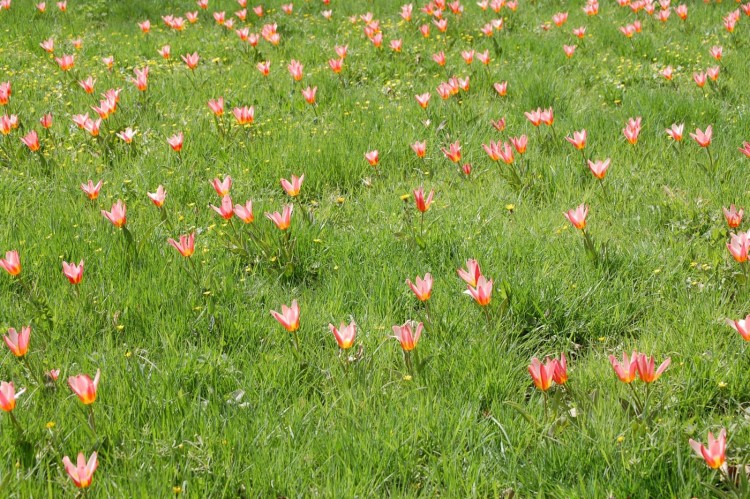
[1,0,750,496]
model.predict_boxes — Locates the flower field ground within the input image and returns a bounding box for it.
[1,0,750,496]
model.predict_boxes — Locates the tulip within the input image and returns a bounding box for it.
[707,67,719,82]
[335,45,348,59]
[415,93,430,109]
[0,250,20,276]
[211,176,232,197]
[441,141,461,163]
[413,187,434,213]
[510,135,527,155]
[80,180,101,200]
[168,233,195,257]
[365,150,379,167]
[101,200,126,228]
[270,300,300,332]
[78,76,96,94]
[528,357,555,391]
[525,108,542,127]
[392,321,422,351]
[457,259,481,287]
[256,61,270,76]
[62,260,84,284]
[407,273,433,301]
[666,123,683,141]
[573,27,586,38]
[689,429,727,470]
[411,140,426,158]
[301,86,317,105]
[710,45,723,61]
[477,50,491,65]
[116,128,136,144]
[552,12,568,26]
[675,4,687,19]
[265,204,293,230]
[234,201,254,223]
[635,354,670,383]
[167,132,184,152]
[609,351,638,383]
[565,130,587,150]
[68,369,100,405]
[494,81,507,96]
[232,106,254,125]
[282,3,293,15]
[55,54,75,70]
[138,20,150,32]
[693,72,707,88]
[690,126,712,148]
[4,326,30,357]
[329,322,356,349]
[551,353,568,385]
[563,45,576,58]
[728,232,750,263]
[727,315,750,341]
[181,52,200,70]
[211,195,234,220]
[661,66,674,81]
[588,159,610,179]
[147,185,166,207]
[723,205,743,229]
[432,51,446,66]
[0,381,24,412]
[564,204,588,230]
[740,142,750,158]
[62,452,98,489]
[491,118,506,132]
[40,37,54,53]
[465,276,492,306]
[158,45,171,59]
[40,113,53,129]
[288,59,303,81]
[20,130,40,152]
[328,58,343,73]
[47,369,60,382]
[281,174,304,197]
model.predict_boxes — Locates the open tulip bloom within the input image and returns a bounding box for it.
[689,429,727,471]
[392,321,423,375]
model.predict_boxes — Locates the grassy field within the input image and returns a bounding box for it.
[1,0,750,496]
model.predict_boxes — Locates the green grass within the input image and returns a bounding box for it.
[1,0,750,496]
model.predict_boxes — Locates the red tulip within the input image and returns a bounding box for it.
[635,354,670,383]
[62,260,84,284]
[528,357,555,391]
[413,187,434,213]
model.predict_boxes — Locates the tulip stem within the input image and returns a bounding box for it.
[8,411,24,435]
[627,382,643,414]
[705,147,715,175]
[404,350,414,377]
[88,405,97,436]
[640,384,652,422]
[542,391,549,422]
[291,330,300,352]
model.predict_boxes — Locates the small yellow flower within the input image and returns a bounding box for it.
[616,435,625,443]
[46,421,56,429]
[173,486,182,494]
[505,204,515,212]
[125,351,132,358]
[403,375,413,381]
[719,381,727,388]
[400,194,410,201]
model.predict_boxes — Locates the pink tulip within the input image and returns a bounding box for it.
[62,452,98,489]
[55,54,75,70]
[211,176,232,197]
[234,200,254,223]
[407,273,433,301]
[232,106,254,125]
[0,381,24,412]
[288,59,304,81]
[211,195,234,220]
[728,232,750,263]
[689,429,727,470]
[101,200,126,228]
[411,140,426,158]
[329,322,356,349]
[68,369,100,405]
[413,187,434,213]
[80,180,102,200]
[528,357,555,391]
[147,185,166,208]
[392,321,422,351]
[168,233,195,257]
[20,131,40,152]
[181,52,200,70]
[457,259,481,287]
[723,205,743,229]
[271,300,300,332]
[635,353,670,383]
[609,351,638,383]
[265,204,293,230]
[168,132,184,152]
[565,129,587,150]
[281,174,304,197]
[564,204,588,230]
[587,159,610,179]
[465,276,492,306]
[690,126,712,148]
[441,141,461,163]
[62,260,84,284]
[727,315,750,341]
[365,150,379,166]
[116,128,136,144]
[666,123,684,142]
[4,326,30,357]
[302,86,317,105]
